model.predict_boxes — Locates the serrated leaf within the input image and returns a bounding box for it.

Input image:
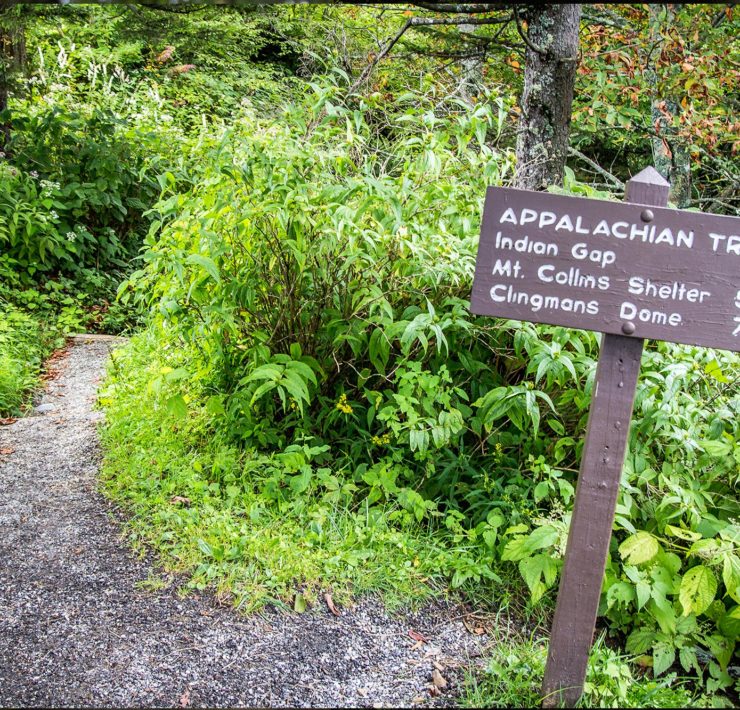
[526,525,559,552]
[679,565,717,616]
[652,642,676,677]
[690,538,720,559]
[679,647,698,674]
[502,536,529,563]
[619,531,660,565]
[626,628,655,655]
[607,581,635,606]
[650,594,677,634]
[701,440,732,457]
[518,554,559,603]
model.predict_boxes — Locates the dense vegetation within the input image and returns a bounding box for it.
[1,3,738,706]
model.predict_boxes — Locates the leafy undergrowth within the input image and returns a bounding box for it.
[98,330,513,613]
[98,84,740,703]
[0,305,59,417]
[463,634,725,708]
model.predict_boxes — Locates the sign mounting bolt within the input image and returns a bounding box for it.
[622,321,636,335]
[640,209,654,222]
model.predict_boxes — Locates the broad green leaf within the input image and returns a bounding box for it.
[626,628,655,655]
[502,537,529,563]
[165,393,188,420]
[197,538,213,557]
[679,647,699,674]
[636,581,651,610]
[704,358,729,383]
[652,642,676,677]
[701,440,732,457]
[689,538,720,560]
[186,253,220,283]
[526,525,559,552]
[289,467,313,494]
[518,554,559,603]
[286,360,318,386]
[294,593,307,613]
[619,531,660,566]
[246,364,283,383]
[533,481,550,502]
[679,565,717,616]
[650,594,677,634]
[607,581,635,606]
[706,634,735,671]
[718,606,740,640]
[205,395,225,416]
[722,555,740,604]
[664,524,702,542]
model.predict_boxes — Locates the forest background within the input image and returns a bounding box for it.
[0,2,739,706]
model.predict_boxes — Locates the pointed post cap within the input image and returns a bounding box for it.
[625,166,670,207]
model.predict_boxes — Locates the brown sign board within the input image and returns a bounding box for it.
[471,187,740,352]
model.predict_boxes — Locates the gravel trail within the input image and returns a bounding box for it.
[0,337,491,708]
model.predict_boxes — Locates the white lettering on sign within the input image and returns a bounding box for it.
[537,265,610,290]
[498,208,695,249]
[492,258,523,278]
[709,233,740,255]
[472,186,740,352]
[619,301,682,327]
[627,277,711,303]
[494,231,559,256]
[571,243,616,268]
[490,283,599,315]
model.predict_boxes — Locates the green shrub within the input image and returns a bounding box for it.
[0,305,50,416]
[0,106,163,280]
[108,81,739,692]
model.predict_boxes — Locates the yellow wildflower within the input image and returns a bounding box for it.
[335,393,353,414]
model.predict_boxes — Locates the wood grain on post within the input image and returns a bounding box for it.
[541,167,670,708]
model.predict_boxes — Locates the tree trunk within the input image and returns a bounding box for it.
[514,4,582,190]
[647,4,691,207]
[457,22,482,104]
[0,27,10,150]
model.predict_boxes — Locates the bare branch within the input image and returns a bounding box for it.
[567,147,625,189]
[512,4,545,56]
[346,17,411,95]
[712,3,736,28]
[409,15,512,26]
[411,2,505,12]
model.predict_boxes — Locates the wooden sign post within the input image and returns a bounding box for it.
[470,167,740,707]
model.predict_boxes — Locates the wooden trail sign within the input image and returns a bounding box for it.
[471,172,740,352]
[469,167,740,708]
